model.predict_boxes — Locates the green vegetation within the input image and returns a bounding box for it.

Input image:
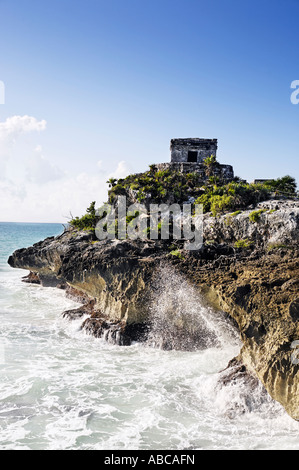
[205,239,216,245]
[69,201,97,231]
[210,195,234,217]
[107,167,207,205]
[249,209,267,223]
[231,210,242,217]
[267,242,292,252]
[107,178,118,188]
[69,161,297,234]
[262,175,297,196]
[202,154,219,181]
[195,181,270,216]
[169,249,184,259]
[107,161,297,217]
[234,238,254,249]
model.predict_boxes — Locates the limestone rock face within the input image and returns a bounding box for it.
[203,200,299,248]
[7,199,299,421]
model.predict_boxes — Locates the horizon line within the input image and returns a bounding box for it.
[0,221,65,225]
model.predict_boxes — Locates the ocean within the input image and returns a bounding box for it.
[0,222,298,450]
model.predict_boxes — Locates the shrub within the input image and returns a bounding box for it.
[169,249,184,259]
[106,167,206,207]
[210,194,234,216]
[107,178,118,188]
[195,182,271,216]
[195,192,212,212]
[203,155,219,177]
[234,238,254,249]
[69,201,97,231]
[231,210,242,217]
[267,243,292,252]
[130,183,140,191]
[249,209,267,223]
[263,175,297,195]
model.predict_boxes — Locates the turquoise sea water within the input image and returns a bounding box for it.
[0,222,299,450]
[0,222,64,265]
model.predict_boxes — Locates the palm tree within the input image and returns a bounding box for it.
[203,155,221,186]
[264,175,297,195]
[203,155,217,177]
[107,177,118,188]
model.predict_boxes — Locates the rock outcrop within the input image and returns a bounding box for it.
[178,200,299,420]
[7,200,299,420]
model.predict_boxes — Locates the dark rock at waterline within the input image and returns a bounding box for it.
[22,271,41,285]
[62,299,96,321]
[62,300,151,346]
[217,358,270,418]
[219,358,260,389]
[81,317,132,346]
[62,307,87,321]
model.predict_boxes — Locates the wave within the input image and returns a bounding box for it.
[145,264,240,351]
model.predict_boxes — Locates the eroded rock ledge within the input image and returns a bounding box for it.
[7,200,299,420]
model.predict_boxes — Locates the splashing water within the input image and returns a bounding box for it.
[146,264,240,351]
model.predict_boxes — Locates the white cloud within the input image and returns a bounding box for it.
[0,115,47,179]
[26,146,65,184]
[0,115,133,222]
[0,178,27,201]
[0,160,131,223]
[106,160,131,181]
[0,115,46,146]
[113,160,130,179]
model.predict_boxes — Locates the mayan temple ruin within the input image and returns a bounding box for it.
[156,138,235,182]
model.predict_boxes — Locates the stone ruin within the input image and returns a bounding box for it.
[171,138,218,163]
[156,138,234,182]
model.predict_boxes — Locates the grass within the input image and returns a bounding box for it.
[230,210,242,217]
[234,238,254,249]
[169,249,185,259]
[267,243,292,251]
[249,209,267,223]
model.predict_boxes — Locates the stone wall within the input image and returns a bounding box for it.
[156,162,234,182]
[170,138,218,163]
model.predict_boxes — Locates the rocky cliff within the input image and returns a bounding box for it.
[8,199,299,420]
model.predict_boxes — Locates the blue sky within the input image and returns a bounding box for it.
[0,0,298,222]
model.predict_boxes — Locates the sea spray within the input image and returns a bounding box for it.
[146,264,240,351]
